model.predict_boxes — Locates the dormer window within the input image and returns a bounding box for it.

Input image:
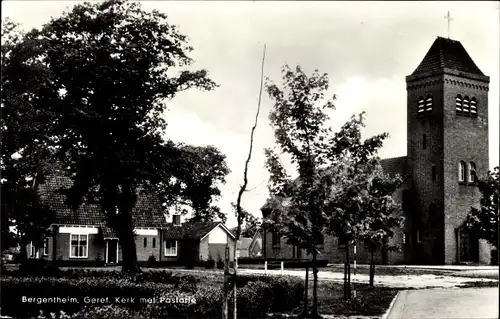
[173,214,181,226]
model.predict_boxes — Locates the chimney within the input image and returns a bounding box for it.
[173,214,181,226]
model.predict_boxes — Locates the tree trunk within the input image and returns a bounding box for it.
[117,182,141,274]
[19,241,28,264]
[232,236,238,319]
[369,250,375,288]
[223,245,230,319]
[344,242,351,299]
[311,253,320,319]
[303,265,309,317]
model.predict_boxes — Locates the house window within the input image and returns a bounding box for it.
[417,96,425,115]
[458,161,466,182]
[468,162,477,183]
[164,240,177,256]
[152,238,156,248]
[423,134,427,149]
[272,232,281,247]
[43,238,49,256]
[425,94,433,113]
[470,98,477,117]
[432,166,436,181]
[29,242,36,258]
[144,238,147,248]
[456,95,463,114]
[462,96,470,115]
[70,234,88,258]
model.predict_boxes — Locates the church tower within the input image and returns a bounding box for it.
[406,37,490,264]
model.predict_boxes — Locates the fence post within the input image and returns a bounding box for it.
[353,243,357,298]
[280,261,284,275]
[264,261,267,274]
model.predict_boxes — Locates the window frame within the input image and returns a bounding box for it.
[164,240,178,257]
[144,237,148,248]
[43,238,49,256]
[69,234,89,259]
[422,134,427,149]
[152,238,156,248]
[456,95,463,115]
[468,162,477,183]
[458,161,466,182]
[425,94,433,113]
[417,96,425,116]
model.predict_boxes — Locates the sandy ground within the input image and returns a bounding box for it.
[237,268,499,289]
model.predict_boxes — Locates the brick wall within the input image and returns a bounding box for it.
[442,74,489,264]
[135,235,161,262]
[406,75,446,264]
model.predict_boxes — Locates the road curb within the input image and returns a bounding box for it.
[381,291,400,319]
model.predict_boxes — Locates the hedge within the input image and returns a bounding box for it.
[0,273,304,318]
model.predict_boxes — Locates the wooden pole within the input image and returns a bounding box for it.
[223,245,229,319]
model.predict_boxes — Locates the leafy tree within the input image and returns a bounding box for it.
[264,64,336,318]
[2,0,224,273]
[1,19,56,259]
[322,113,389,299]
[357,173,404,287]
[465,167,499,249]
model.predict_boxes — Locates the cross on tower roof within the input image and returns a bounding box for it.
[444,11,453,39]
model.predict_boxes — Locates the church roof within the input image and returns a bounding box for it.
[410,37,485,77]
[380,156,408,178]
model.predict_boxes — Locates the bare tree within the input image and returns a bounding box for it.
[230,44,266,319]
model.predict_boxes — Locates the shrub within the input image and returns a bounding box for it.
[71,305,148,319]
[216,259,224,269]
[206,255,215,269]
[147,254,157,267]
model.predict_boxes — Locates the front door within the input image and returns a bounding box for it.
[107,240,118,264]
[458,229,478,263]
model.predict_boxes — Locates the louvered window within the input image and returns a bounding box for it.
[417,97,425,115]
[456,95,463,114]
[470,98,477,117]
[425,94,433,113]
[462,96,470,115]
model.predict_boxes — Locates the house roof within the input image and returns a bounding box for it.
[163,222,234,240]
[237,237,253,250]
[411,37,485,77]
[380,156,408,178]
[38,175,169,229]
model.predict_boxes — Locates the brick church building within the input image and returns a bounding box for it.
[261,36,494,265]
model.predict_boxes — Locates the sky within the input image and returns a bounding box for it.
[2,1,499,228]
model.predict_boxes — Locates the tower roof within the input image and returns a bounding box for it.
[410,37,485,77]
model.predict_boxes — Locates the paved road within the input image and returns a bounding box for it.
[385,287,499,319]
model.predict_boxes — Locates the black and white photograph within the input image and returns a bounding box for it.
[1,1,499,318]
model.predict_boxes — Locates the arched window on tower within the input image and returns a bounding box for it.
[417,96,425,115]
[462,96,470,116]
[468,162,477,183]
[458,161,466,182]
[470,97,478,118]
[425,94,433,113]
[456,95,463,115]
